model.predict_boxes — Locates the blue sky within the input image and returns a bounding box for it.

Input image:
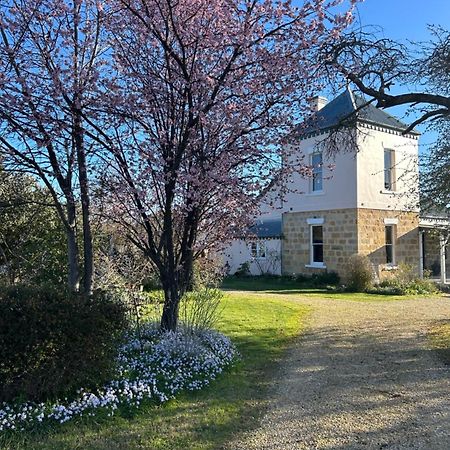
[353,0,450,42]
[324,0,449,151]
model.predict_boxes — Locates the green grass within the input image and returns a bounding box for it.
[429,322,450,364]
[221,275,310,292]
[222,276,419,302]
[1,293,310,450]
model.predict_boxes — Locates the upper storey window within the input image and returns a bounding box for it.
[311,152,323,192]
[384,149,395,191]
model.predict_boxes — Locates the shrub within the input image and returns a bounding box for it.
[234,261,250,277]
[192,256,225,289]
[376,264,438,295]
[366,285,405,296]
[310,271,341,286]
[180,288,223,333]
[343,254,374,292]
[0,285,128,403]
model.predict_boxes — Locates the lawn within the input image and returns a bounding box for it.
[429,322,450,364]
[1,292,310,450]
[222,276,417,302]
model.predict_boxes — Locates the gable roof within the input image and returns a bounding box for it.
[296,88,420,138]
[247,218,282,238]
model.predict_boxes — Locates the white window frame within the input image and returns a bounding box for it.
[311,152,323,193]
[250,240,266,259]
[385,225,395,265]
[308,224,325,268]
[384,149,396,191]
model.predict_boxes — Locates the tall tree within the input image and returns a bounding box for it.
[0,0,108,294]
[95,0,357,330]
[322,26,450,213]
[421,120,450,215]
[322,26,450,133]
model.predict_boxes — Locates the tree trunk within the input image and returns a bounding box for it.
[182,250,195,291]
[160,280,181,331]
[160,254,194,331]
[66,201,80,293]
[74,109,94,296]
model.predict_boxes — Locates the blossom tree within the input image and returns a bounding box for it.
[0,0,109,294]
[93,0,357,330]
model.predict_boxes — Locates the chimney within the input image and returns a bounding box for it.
[308,95,328,112]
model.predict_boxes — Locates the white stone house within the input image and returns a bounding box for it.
[224,89,449,282]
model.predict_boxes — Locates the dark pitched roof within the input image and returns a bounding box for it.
[247,218,282,238]
[297,89,420,137]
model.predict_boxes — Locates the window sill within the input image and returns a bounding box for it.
[306,190,325,196]
[380,264,398,271]
[380,190,398,195]
[305,263,326,269]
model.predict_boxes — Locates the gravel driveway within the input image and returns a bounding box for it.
[228,295,450,450]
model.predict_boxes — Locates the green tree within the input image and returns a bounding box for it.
[421,122,450,215]
[0,170,67,285]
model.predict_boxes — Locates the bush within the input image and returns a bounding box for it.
[180,288,223,333]
[375,264,438,295]
[0,285,128,403]
[366,285,405,296]
[192,257,225,289]
[234,261,250,277]
[343,254,374,292]
[310,271,340,286]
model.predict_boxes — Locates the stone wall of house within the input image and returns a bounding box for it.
[282,209,358,277]
[356,209,419,278]
[422,230,450,278]
[282,208,420,279]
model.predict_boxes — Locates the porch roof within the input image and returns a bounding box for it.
[419,215,450,229]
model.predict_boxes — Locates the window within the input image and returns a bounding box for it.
[384,149,395,191]
[311,225,324,264]
[385,225,395,264]
[311,152,323,192]
[250,241,266,258]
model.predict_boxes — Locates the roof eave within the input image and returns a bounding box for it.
[294,118,421,141]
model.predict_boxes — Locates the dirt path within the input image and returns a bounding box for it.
[229,296,450,450]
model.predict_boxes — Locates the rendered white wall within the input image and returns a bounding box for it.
[356,126,419,212]
[222,239,282,276]
[260,133,358,215]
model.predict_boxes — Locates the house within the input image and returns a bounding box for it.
[224,89,449,282]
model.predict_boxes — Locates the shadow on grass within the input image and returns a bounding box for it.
[221,276,429,302]
[0,295,309,450]
[221,276,319,292]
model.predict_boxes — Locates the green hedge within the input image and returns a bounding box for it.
[0,285,128,403]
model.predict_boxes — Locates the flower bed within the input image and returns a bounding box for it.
[0,324,237,432]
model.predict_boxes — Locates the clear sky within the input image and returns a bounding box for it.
[353,0,450,42]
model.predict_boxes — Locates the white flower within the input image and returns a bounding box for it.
[0,323,237,432]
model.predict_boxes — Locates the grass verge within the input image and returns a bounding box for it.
[429,322,450,364]
[1,292,310,450]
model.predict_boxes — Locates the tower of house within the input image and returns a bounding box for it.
[224,89,427,279]
[280,89,420,278]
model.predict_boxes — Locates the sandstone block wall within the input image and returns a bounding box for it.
[357,209,419,277]
[282,208,420,278]
[282,209,358,277]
